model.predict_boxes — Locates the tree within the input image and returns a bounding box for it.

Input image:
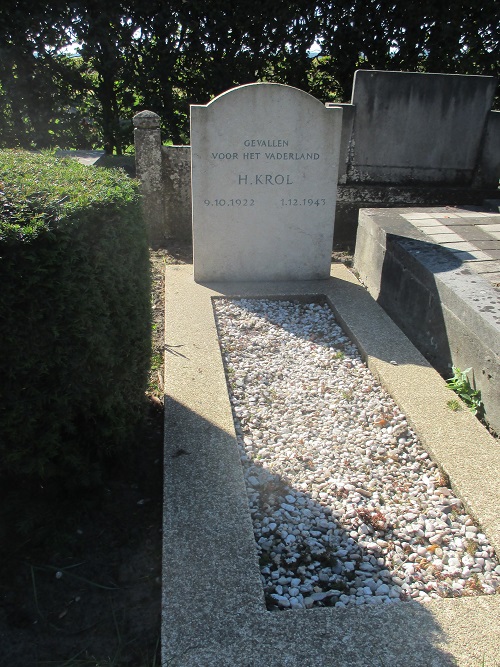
[315,0,499,101]
[0,1,91,148]
[130,0,321,142]
[70,1,140,153]
[0,1,497,150]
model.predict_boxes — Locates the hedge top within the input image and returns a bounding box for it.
[0,149,139,244]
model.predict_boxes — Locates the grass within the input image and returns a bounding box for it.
[36,631,161,667]
[148,351,164,396]
[30,563,120,591]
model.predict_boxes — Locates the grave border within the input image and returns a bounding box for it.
[163,263,500,667]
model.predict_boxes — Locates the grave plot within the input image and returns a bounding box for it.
[162,80,500,665]
[213,297,500,610]
[163,265,500,667]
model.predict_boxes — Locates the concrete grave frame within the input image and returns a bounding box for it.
[162,264,500,667]
[353,206,500,435]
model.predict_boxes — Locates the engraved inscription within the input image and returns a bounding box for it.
[204,198,255,207]
[243,139,289,147]
[281,198,326,206]
[208,135,326,203]
[238,174,293,185]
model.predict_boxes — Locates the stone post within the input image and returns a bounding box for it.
[133,110,164,248]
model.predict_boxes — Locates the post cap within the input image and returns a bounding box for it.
[133,110,161,129]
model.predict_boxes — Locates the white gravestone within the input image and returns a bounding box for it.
[191,83,343,282]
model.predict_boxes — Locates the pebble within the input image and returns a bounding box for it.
[214,299,500,609]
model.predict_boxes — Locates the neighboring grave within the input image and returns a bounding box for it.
[191,83,343,282]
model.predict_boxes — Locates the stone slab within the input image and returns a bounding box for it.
[353,207,500,435]
[348,70,497,185]
[190,83,343,282]
[55,149,105,166]
[479,111,500,186]
[163,264,500,667]
[484,199,500,213]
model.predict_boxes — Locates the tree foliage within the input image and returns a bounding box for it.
[316,0,500,99]
[0,0,498,152]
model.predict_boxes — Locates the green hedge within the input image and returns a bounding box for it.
[0,150,151,490]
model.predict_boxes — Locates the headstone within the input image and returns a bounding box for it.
[347,70,497,185]
[191,83,343,282]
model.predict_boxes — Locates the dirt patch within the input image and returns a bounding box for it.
[331,249,354,267]
[0,242,192,667]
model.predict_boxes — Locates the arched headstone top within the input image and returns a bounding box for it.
[201,82,330,111]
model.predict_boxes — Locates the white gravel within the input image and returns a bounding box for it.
[213,297,500,610]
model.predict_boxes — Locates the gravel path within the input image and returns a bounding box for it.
[213,298,500,610]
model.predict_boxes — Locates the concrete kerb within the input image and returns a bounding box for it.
[163,264,500,667]
[352,206,500,435]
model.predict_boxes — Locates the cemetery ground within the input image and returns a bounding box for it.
[0,243,192,667]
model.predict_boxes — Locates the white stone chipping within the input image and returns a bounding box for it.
[213,298,500,610]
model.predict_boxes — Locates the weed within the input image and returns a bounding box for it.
[29,563,119,591]
[446,366,484,418]
[466,539,479,556]
[447,399,462,412]
[148,352,164,395]
[259,552,272,566]
[357,508,387,530]
[438,470,450,487]
[30,565,43,620]
[36,598,161,667]
[150,353,163,372]
[464,573,483,594]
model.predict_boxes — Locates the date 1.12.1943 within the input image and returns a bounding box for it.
[281,198,326,206]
